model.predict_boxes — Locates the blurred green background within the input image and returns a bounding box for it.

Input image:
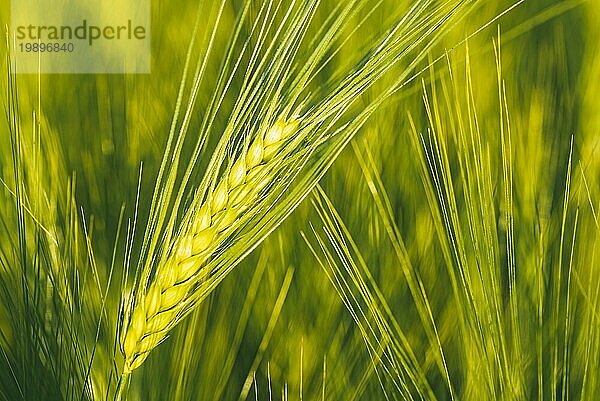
[1,0,599,400]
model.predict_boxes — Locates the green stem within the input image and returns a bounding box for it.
[114,371,131,401]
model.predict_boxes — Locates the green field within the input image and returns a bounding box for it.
[1,0,599,400]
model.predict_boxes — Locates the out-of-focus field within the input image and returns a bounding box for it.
[0,0,599,400]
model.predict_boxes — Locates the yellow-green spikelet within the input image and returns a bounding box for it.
[121,118,299,373]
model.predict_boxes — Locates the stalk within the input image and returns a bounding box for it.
[114,372,131,401]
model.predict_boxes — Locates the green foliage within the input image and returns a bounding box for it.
[0,0,598,400]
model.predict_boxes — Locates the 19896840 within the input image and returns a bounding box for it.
[19,42,74,52]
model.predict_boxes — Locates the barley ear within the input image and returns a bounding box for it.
[120,117,299,373]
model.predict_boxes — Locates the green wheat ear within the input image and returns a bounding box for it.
[120,117,299,373]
